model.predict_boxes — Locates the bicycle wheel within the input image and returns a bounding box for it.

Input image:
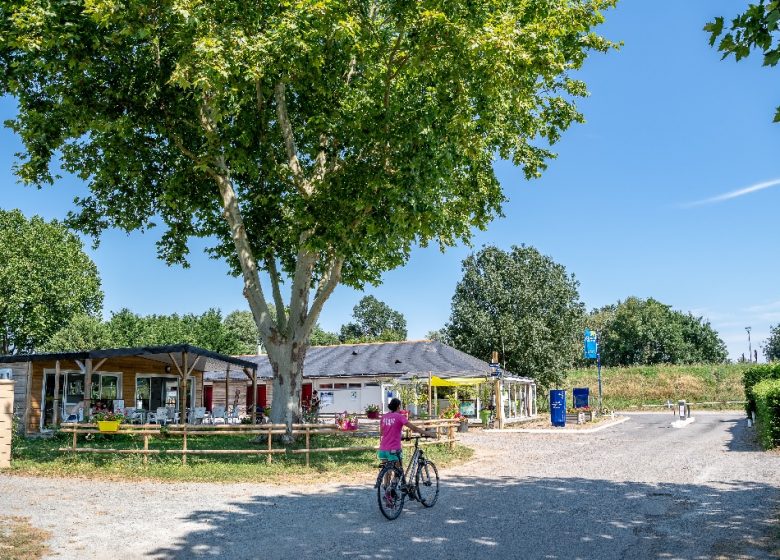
[415,460,439,507]
[377,463,406,520]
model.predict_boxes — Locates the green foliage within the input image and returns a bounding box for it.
[0,209,103,354]
[309,325,340,346]
[446,245,585,391]
[762,324,780,361]
[339,295,407,342]
[594,297,728,367]
[43,307,261,354]
[753,378,780,449]
[743,363,780,415]
[705,2,780,122]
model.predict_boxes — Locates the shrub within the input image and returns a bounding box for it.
[743,364,780,416]
[753,379,780,450]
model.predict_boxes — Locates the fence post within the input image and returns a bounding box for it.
[73,430,77,453]
[0,380,13,469]
[448,421,455,449]
[182,429,188,466]
[143,434,148,465]
[267,425,272,465]
[305,426,310,468]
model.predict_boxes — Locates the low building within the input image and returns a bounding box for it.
[0,345,257,433]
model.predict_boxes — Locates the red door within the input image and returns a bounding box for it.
[204,385,213,412]
[247,385,267,411]
[302,383,313,410]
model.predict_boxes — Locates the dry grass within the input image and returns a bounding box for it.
[0,516,51,560]
[563,364,746,410]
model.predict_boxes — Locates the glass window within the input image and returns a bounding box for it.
[101,375,119,399]
[65,373,85,406]
[333,383,347,389]
[318,383,333,389]
[136,378,151,410]
[348,383,362,388]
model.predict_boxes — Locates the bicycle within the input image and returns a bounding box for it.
[375,434,439,520]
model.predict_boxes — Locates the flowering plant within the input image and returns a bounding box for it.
[364,404,380,413]
[93,411,125,423]
[336,411,358,429]
[439,405,463,420]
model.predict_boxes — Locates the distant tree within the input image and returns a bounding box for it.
[310,325,340,346]
[0,209,103,354]
[595,297,727,366]
[426,329,449,343]
[41,314,112,352]
[763,324,780,361]
[705,3,780,122]
[446,245,585,391]
[339,296,407,342]
[224,310,260,354]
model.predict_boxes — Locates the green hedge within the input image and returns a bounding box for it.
[743,364,780,416]
[753,379,780,450]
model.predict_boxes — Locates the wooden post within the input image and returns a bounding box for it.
[182,430,188,465]
[225,366,230,419]
[251,368,258,425]
[494,379,503,429]
[72,430,77,453]
[53,360,61,426]
[23,362,32,433]
[428,371,432,418]
[305,426,310,468]
[84,358,93,420]
[433,386,438,417]
[143,434,148,465]
[179,351,189,427]
[448,422,454,449]
[267,424,272,464]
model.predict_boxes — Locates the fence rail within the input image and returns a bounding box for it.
[58,419,459,466]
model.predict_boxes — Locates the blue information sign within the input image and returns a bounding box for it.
[584,329,598,360]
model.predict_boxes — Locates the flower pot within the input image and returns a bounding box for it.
[97,420,120,433]
[366,410,379,419]
[458,421,469,433]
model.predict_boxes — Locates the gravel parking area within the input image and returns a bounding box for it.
[1,412,778,559]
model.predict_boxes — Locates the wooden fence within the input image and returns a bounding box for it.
[58,418,459,466]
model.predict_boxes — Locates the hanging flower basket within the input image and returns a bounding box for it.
[97,420,121,433]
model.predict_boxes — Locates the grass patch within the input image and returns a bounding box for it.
[558,363,746,410]
[0,516,51,560]
[10,432,473,484]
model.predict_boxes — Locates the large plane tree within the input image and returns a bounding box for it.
[0,0,615,429]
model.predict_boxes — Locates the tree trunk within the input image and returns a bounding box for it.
[267,339,308,442]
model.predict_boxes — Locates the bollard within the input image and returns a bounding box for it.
[686,404,691,419]
[678,400,686,421]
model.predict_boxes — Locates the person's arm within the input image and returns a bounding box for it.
[405,420,432,437]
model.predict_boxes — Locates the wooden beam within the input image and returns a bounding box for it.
[167,353,184,377]
[250,368,257,425]
[53,360,61,425]
[186,356,198,377]
[93,358,108,374]
[84,358,93,419]
[179,351,188,429]
[23,361,32,433]
[74,360,85,373]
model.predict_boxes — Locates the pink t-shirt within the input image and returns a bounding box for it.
[379,412,408,451]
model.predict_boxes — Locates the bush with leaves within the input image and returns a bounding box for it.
[753,379,780,449]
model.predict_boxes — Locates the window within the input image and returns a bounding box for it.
[318,383,333,389]
[90,373,122,400]
[0,368,12,380]
[348,383,362,388]
[333,383,347,389]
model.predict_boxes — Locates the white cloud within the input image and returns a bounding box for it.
[683,178,780,207]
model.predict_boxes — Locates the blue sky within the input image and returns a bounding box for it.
[1,1,778,361]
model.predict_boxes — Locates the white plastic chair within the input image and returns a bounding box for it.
[153,407,169,425]
[190,407,206,424]
[228,406,241,424]
[210,405,226,424]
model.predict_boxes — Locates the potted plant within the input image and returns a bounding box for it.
[336,411,359,431]
[365,403,380,419]
[93,410,124,433]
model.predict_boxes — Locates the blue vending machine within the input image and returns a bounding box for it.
[550,390,566,427]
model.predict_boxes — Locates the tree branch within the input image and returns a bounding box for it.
[303,255,344,335]
[274,82,312,196]
[265,252,288,331]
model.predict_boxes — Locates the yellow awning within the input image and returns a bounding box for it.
[429,376,489,387]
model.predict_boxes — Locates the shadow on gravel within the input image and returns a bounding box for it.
[149,475,780,560]
[723,416,762,453]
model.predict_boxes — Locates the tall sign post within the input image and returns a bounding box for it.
[584,329,602,411]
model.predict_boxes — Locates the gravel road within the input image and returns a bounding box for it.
[1,412,778,559]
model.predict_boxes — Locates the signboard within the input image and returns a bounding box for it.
[583,329,598,359]
[320,391,334,406]
[489,362,502,377]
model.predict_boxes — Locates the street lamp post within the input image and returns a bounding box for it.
[746,327,752,363]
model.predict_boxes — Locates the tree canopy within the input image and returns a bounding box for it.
[0,0,616,425]
[0,209,103,354]
[592,297,728,366]
[705,1,780,122]
[445,245,585,390]
[43,308,260,354]
[762,324,780,361]
[339,295,407,342]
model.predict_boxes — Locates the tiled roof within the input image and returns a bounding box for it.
[204,340,528,381]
